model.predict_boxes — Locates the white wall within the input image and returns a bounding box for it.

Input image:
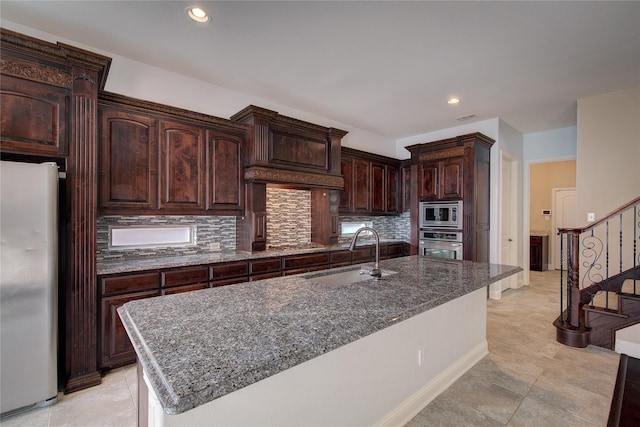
[0,19,397,157]
[524,126,577,162]
[496,120,525,289]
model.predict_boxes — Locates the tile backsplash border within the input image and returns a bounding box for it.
[97,215,236,262]
[96,204,411,262]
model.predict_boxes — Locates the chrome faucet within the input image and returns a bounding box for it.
[349,227,382,278]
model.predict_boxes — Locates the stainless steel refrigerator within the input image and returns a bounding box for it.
[1,160,58,415]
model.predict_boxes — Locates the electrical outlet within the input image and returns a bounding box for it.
[587,213,596,222]
[209,242,221,250]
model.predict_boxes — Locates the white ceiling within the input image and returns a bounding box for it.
[2,1,639,139]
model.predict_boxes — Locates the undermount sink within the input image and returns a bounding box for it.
[304,268,397,286]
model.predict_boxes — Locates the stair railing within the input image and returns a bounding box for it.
[556,197,640,332]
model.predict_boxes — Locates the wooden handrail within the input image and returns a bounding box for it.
[555,195,640,349]
[558,195,640,235]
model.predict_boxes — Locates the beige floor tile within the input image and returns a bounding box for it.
[406,269,619,426]
[0,404,50,427]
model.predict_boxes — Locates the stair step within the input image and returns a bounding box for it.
[616,323,640,359]
[591,291,620,311]
[622,279,638,294]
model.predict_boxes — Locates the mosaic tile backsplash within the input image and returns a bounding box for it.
[97,216,236,262]
[339,212,410,242]
[266,187,311,248]
[96,191,410,262]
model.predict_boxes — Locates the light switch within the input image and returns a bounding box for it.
[587,212,596,222]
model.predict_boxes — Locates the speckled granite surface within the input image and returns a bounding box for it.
[97,239,403,275]
[118,256,521,415]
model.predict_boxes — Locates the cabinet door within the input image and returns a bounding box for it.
[386,165,399,214]
[159,120,205,211]
[339,158,353,213]
[206,130,244,215]
[371,162,385,213]
[420,161,439,201]
[353,159,371,213]
[99,108,157,211]
[0,75,68,156]
[440,157,463,200]
[100,290,159,369]
[401,165,411,213]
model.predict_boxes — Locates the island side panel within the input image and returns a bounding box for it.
[146,287,487,427]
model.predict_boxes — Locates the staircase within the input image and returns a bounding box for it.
[554,197,640,350]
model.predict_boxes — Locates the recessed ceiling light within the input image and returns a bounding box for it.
[186,6,211,23]
[447,97,461,105]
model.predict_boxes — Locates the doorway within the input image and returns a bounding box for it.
[551,187,577,269]
[500,153,519,291]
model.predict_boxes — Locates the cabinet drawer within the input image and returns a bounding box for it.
[100,272,159,296]
[162,283,208,295]
[249,258,282,276]
[282,253,330,271]
[330,250,352,265]
[211,277,247,287]
[161,266,209,288]
[250,271,282,281]
[351,247,373,262]
[211,261,249,280]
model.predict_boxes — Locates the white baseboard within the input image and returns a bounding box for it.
[375,340,489,427]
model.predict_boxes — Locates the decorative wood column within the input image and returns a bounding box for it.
[60,45,111,393]
[64,65,100,392]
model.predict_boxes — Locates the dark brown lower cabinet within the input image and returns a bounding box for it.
[381,242,404,260]
[100,290,159,369]
[330,250,352,268]
[282,252,330,276]
[98,244,406,371]
[249,258,282,281]
[211,261,249,287]
[530,235,549,271]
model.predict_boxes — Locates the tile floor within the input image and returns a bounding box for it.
[1,270,620,426]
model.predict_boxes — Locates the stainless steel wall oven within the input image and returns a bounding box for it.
[419,230,463,260]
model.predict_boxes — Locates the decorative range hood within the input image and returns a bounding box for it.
[231,105,347,189]
[231,106,347,252]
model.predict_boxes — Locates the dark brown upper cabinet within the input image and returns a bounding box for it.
[230,105,346,190]
[419,156,464,201]
[401,163,411,213]
[97,93,248,216]
[340,147,400,216]
[353,158,371,213]
[158,120,205,211]
[371,162,385,213]
[206,130,244,215]
[99,109,157,211]
[385,163,399,213]
[0,75,69,157]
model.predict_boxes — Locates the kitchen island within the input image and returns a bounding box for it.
[119,256,520,426]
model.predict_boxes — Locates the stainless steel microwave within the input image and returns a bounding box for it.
[419,200,463,229]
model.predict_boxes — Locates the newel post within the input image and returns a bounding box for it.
[565,229,582,328]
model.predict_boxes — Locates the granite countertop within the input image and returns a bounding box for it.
[96,239,406,275]
[118,255,521,415]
